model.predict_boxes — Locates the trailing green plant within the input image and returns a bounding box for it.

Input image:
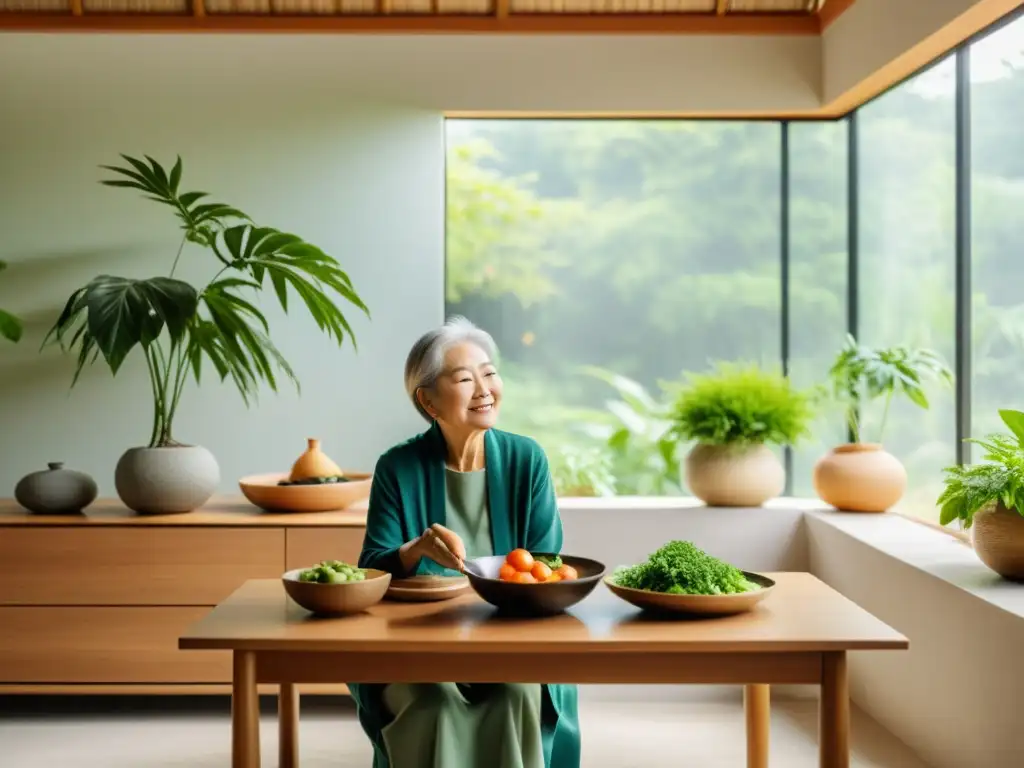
[937,409,1024,529]
[548,443,616,497]
[0,261,23,343]
[666,361,815,447]
[43,154,368,448]
[827,334,952,444]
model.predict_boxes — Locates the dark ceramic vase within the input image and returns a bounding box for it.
[14,462,98,514]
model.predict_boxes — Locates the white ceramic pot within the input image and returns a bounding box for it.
[683,443,785,507]
[114,445,220,514]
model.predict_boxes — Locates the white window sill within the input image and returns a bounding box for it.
[804,506,1024,622]
[554,494,829,511]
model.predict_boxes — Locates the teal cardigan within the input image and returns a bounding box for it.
[350,422,581,768]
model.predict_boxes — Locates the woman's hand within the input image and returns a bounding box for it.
[420,523,466,571]
[397,523,466,574]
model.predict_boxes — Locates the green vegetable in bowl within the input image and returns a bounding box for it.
[278,475,353,486]
[298,560,368,584]
[533,554,563,571]
[613,541,759,595]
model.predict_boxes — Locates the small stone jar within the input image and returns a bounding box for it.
[14,462,98,514]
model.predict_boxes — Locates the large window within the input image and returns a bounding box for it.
[446,120,782,497]
[443,6,1024,525]
[970,14,1024,444]
[856,56,958,519]
[788,121,849,498]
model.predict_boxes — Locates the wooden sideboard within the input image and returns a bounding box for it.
[0,497,369,696]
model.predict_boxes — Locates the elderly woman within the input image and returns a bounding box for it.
[350,317,581,768]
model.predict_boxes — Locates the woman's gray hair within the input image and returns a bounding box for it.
[404,316,499,422]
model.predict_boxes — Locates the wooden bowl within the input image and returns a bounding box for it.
[463,554,606,616]
[239,472,372,513]
[385,575,471,602]
[282,568,391,616]
[603,571,776,617]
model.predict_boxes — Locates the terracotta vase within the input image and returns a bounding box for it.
[684,443,785,507]
[290,438,343,482]
[813,443,906,513]
[971,502,1024,581]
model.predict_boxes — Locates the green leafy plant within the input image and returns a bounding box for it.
[666,361,815,447]
[43,154,368,448]
[827,334,953,443]
[548,444,616,497]
[0,261,23,343]
[577,366,682,495]
[937,409,1024,529]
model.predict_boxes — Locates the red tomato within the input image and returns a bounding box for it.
[498,563,517,582]
[506,548,535,573]
[512,571,537,584]
[531,562,553,582]
[556,564,578,581]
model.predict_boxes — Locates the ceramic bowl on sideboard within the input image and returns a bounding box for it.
[282,567,391,616]
[239,471,372,513]
[463,554,606,616]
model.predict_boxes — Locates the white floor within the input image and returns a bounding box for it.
[0,693,931,768]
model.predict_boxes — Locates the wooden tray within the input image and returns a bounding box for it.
[385,575,470,602]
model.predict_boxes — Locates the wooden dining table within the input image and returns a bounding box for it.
[179,572,908,768]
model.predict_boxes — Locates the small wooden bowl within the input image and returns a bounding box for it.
[604,571,775,617]
[239,472,372,513]
[282,568,391,616]
[386,575,471,602]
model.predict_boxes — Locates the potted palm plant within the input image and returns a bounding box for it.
[814,334,952,513]
[43,155,369,514]
[937,409,1024,580]
[666,361,815,507]
[0,261,23,343]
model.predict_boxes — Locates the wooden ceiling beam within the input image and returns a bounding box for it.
[0,12,822,34]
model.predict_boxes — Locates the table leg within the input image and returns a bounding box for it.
[232,650,260,768]
[820,651,850,768]
[279,683,300,768]
[744,684,770,768]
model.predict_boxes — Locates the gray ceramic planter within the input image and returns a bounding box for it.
[114,445,220,514]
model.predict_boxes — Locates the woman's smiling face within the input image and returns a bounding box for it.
[418,342,502,431]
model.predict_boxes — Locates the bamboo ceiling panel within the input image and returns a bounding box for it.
[0,0,826,12]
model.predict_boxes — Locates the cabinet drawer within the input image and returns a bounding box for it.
[286,527,365,570]
[0,607,229,683]
[0,528,284,605]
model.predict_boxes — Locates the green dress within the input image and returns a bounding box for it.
[350,422,581,768]
[378,468,545,768]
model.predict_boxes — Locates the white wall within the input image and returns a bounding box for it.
[0,59,444,495]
